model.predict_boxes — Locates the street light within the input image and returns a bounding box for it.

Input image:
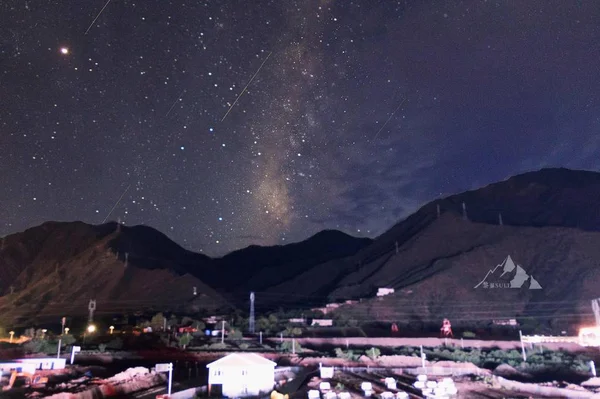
[42,329,47,339]
[64,327,70,334]
[9,331,14,344]
[87,324,96,333]
[109,326,114,334]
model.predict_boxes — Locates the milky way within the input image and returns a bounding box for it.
[2,0,600,255]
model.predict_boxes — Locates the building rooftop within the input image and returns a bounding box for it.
[206,352,277,368]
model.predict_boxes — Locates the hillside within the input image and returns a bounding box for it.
[210,230,372,296]
[263,213,600,330]
[4,167,600,329]
[0,221,371,326]
[258,168,600,329]
[0,221,227,327]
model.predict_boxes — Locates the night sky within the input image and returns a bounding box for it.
[2,1,600,256]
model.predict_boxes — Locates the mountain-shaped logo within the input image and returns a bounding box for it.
[474,255,542,290]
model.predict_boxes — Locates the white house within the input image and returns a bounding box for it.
[377,288,395,297]
[311,319,333,327]
[493,318,518,326]
[206,353,276,398]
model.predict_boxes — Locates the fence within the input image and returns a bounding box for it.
[336,365,485,377]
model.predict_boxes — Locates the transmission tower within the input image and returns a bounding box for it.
[249,292,255,333]
[88,299,97,324]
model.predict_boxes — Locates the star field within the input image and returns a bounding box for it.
[2,0,600,255]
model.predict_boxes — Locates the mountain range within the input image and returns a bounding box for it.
[2,167,600,330]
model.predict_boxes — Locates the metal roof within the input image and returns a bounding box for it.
[206,352,277,368]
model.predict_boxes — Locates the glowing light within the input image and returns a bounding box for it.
[87,324,96,333]
[60,47,69,55]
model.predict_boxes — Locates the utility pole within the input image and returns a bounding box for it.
[125,252,129,268]
[498,213,503,226]
[221,320,225,344]
[519,330,527,362]
[292,339,296,355]
[462,202,468,220]
[437,204,441,218]
[259,331,262,344]
[249,292,255,334]
[395,241,399,255]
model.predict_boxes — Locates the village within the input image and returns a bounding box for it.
[3,290,600,399]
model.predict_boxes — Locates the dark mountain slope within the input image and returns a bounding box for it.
[210,229,372,293]
[0,221,226,326]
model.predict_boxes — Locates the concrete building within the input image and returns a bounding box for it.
[206,353,276,397]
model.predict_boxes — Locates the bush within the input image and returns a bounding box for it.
[334,347,360,361]
[228,329,243,340]
[366,347,381,359]
[98,344,107,353]
[106,337,123,350]
[178,333,192,349]
[279,340,302,354]
[239,343,250,350]
[60,334,76,347]
[462,331,476,338]
[23,339,55,354]
[209,343,228,350]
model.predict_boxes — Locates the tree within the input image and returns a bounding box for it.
[257,316,280,335]
[150,313,166,331]
[283,326,302,337]
[167,315,179,329]
[61,334,76,346]
[178,333,192,349]
[193,320,205,331]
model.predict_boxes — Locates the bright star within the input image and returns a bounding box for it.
[60,47,69,55]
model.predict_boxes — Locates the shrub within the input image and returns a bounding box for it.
[462,331,476,338]
[279,340,302,353]
[60,334,76,347]
[178,333,192,349]
[239,343,250,350]
[334,347,360,361]
[228,329,243,340]
[366,347,381,359]
[209,343,228,350]
[23,339,55,354]
[106,337,123,350]
[98,344,107,353]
